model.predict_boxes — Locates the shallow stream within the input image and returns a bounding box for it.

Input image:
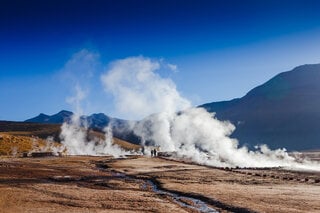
[111,171,218,213]
[141,179,218,212]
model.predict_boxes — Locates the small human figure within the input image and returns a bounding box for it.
[153,149,157,157]
[151,149,154,157]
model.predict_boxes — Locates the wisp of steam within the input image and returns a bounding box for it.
[60,113,129,157]
[59,50,130,157]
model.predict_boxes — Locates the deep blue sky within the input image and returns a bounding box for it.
[1,0,320,120]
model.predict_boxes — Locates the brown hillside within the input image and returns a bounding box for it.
[0,133,62,156]
[0,121,140,155]
[0,121,61,141]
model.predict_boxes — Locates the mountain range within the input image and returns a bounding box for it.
[25,110,73,124]
[25,110,137,143]
[25,63,320,151]
[25,111,112,129]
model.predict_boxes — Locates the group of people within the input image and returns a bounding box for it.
[151,149,157,157]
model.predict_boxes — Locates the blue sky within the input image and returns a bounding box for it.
[1,0,320,120]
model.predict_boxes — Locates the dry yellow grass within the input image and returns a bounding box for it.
[113,137,141,151]
[0,132,140,156]
[0,133,62,156]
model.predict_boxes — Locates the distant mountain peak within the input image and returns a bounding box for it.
[292,63,320,71]
[58,110,73,114]
[37,113,49,117]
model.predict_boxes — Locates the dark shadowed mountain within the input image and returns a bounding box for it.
[200,64,320,151]
[82,113,111,130]
[25,110,112,128]
[25,110,73,124]
[25,111,125,131]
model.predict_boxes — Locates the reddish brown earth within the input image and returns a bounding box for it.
[0,155,319,213]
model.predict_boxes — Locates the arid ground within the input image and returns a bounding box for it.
[0,155,319,213]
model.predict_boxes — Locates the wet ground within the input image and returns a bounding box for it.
[0,155,319,212]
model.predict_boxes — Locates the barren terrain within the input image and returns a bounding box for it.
[0,155,319,213]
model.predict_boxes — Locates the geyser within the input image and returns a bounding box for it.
[59,50,320,171]
[60,115,129,157]
[101,56,320,171]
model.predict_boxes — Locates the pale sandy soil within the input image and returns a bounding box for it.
[110,157,320,213]
[0,156,319,213]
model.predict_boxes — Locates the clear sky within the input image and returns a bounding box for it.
[1,0,320,121]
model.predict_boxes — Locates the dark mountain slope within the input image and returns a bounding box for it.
[25,110,73,124]
[200,64,320,151]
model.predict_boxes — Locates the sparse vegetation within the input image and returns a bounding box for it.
[0,121,140,155]
[0,133,61,156]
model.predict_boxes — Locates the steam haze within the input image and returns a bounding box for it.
[58,51,319,171]
[101,56,320,171]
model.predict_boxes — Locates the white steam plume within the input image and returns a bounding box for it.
[59,50,130,157]
[60,117,129,157]
[102,56,320,171]
[101,56,191,119]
